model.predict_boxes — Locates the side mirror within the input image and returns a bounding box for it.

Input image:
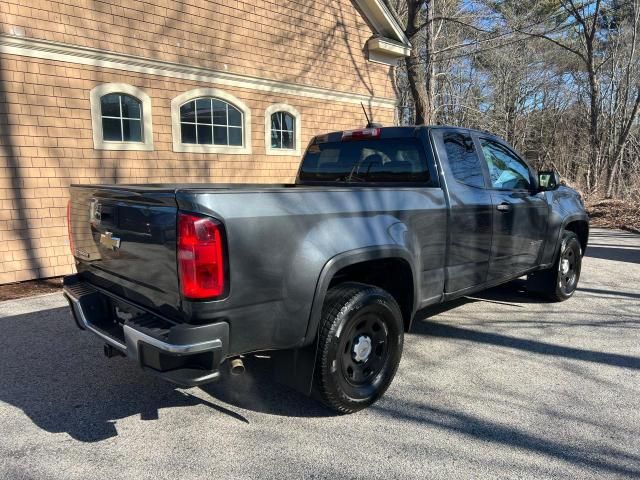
[538,170,560,191]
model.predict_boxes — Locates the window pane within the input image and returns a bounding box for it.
[282,130,294,149]
[197,124,213,144]
[271,112,282,130]
[443,132,484,188]
[101,94,121,117]
[195,98,212,124]
[121,95,141,119]
[122,119,142,142]
[271,130,281,148]
[229,127,242,146]
[299,138,430,183]
[212,100,227,125]
[180,101,196,123]
[102,118,122,141]
[481,140,531,190]
[213,126,227,145]
[283,113,294,131]
[228,106,242,127]
[181,123,197,144]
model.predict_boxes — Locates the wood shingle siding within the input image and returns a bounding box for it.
[0,0,398,283]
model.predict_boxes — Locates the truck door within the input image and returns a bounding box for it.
[476,137,548,282]
[431,128,493,294]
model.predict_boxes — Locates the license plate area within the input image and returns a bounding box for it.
[89,295,144,343]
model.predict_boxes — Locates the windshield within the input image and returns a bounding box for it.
[298,138,430,183]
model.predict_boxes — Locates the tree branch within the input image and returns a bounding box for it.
[514,28,587,62]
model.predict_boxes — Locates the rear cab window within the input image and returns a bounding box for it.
[441,131,485,188]
[298,129,434,185]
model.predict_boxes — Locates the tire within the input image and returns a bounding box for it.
[528,231,582,302]
[314,282,404,414]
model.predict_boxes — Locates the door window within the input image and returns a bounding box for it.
[442,132,485,188]
[480,140,531,190]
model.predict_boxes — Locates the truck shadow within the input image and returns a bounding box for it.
[0,281,570,444]
[0,306,332,442]
[199,357,330,418]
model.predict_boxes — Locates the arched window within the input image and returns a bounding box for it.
[90,83,153,151]
[265,104,301,156]
[179,98,243,146]
[270,111,295,149]
[171,88,252,154]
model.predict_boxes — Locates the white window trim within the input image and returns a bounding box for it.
[171,88,252,154]
[264,104,302,156]
[90,83,153,151]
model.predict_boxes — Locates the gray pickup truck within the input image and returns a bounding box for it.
[63,125,588,413]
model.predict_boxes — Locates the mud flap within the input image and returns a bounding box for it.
[271,339,319,396]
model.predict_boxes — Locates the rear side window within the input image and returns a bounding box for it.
[442,132,485,188]
[298,138,430,183]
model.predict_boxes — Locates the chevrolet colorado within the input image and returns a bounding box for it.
[63,126,588,413]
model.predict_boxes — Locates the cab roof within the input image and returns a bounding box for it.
[310,125,503,144]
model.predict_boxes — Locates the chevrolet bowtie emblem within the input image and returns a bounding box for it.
[100,231,121,250]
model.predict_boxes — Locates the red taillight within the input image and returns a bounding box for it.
[67,200,75,255]
[177,212,226,300]
[341,127,381,141]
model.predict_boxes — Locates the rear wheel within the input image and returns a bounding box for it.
[529,231,582,302]
[314,283,404,414]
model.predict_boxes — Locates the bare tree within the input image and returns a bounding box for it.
[388,0,640,200]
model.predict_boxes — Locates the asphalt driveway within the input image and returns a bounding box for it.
[0,228,638,479]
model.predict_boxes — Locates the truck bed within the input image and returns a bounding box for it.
[67,182,447,353]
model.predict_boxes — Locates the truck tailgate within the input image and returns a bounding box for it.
[68,185,181,318]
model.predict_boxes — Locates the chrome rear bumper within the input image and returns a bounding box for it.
[63,275,228,386]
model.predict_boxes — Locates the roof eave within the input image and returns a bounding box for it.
[355,0,412,51]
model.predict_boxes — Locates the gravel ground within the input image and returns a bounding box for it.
[0,228,638,479]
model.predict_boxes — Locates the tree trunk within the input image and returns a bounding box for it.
[403,0,433,125]
[424,2,434,124]
[586,52,601,195]
[405,49,429,124]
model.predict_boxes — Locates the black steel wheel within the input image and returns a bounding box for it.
[528,231,582,302]
[558,237,580,295]
[314,283,404,414]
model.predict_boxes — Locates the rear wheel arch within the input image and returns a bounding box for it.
[327,258,415,332]
[305,248,417,345]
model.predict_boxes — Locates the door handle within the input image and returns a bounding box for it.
[496,203,512,212]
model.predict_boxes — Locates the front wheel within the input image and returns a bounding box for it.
[529,231,582,302]
[314,283,404,414]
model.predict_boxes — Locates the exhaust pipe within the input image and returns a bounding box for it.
[229,357,245,376]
